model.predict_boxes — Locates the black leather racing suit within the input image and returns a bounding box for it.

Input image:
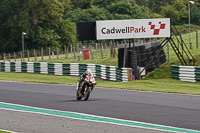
[78,72,88,95]
[78,72,87,83]
[78,72,88,88]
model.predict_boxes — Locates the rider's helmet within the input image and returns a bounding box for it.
[86,69,92,76]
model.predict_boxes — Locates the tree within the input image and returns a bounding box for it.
[160,5,180,25]
[71,0,92,9]
[19,0,72,49]
[0,0,76,53]
[0,0,23,52]
[68,6,112,22]
[92,0,121,8]
[106,1,150,19]
[191,6,200,26]
[107,1,134,15]
[159,0,188,25]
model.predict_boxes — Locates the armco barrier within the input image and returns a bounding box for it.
[171,65,200,82]
[0,62,132,82]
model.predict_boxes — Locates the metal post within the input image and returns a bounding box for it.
[22,32,26,61]
[22,33,24,61]
[132,39,138,80]
[123,42,126,67]
[14,52,16,62]
[4,53,6,62]
[196,31,198,48]
[41,48,43,60]
[168,41,170,62]
[188,1,195,49]
[77,41,79,52]
[27,50,30,61]
[189,2,191,49]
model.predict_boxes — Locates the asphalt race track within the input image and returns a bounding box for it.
[0,81,200,133]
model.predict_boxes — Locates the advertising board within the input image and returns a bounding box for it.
[96,18,170,40]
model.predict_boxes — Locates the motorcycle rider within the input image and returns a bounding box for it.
[78,69,92,89]
[76,69,97,100]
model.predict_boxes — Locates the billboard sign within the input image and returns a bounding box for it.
[96,18,170,40]
[76,22,96,41]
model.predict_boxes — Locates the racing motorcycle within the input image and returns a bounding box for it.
[76,73,97,101]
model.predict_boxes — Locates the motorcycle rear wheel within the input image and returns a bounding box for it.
[76,91,82,100]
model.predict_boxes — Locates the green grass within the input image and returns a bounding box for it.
[1,29,200,95]
[0,130,11,133]
[144,64,172,79]
[1,72,200,95]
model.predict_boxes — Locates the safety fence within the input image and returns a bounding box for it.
[171,65,200,82]
[0,62,132,82]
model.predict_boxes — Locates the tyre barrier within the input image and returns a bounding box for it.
[171,65,200,82]
[118,42,166,74]
[0,62,132,82]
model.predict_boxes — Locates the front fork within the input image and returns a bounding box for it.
[76,83,79,90]
[76,83,83,97]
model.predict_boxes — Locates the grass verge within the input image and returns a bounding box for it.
[1,72,200,95]
[0,131,11,133]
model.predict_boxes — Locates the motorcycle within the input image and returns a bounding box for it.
[76,73,97,101]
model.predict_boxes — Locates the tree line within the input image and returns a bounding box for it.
[0,0,200,53]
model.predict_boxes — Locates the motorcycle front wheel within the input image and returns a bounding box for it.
[76,91,82,100]
[83,88,91,101]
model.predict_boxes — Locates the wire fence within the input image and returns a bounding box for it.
[0,38,155,62]
[1,31,200,63]
[0,42,117,62]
